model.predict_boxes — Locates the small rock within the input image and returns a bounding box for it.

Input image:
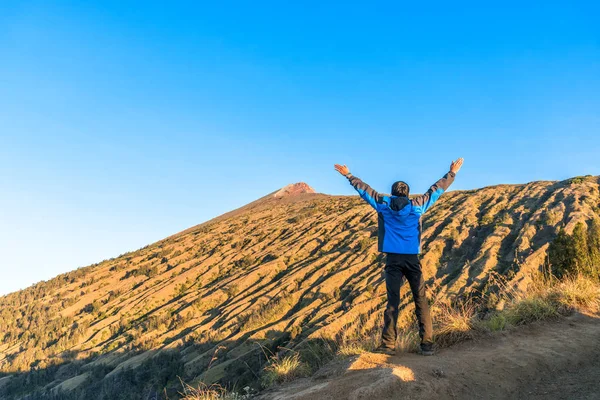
[432,368,445,378]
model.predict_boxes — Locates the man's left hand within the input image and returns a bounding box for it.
[334,164,350,176]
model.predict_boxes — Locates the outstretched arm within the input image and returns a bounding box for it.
[334,164,382,210]
[413,158,464,214]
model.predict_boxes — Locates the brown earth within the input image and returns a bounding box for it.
[259,313,600,400]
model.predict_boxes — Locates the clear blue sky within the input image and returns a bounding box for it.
[1,1,599,295]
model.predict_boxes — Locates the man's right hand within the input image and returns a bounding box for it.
[450,158,464,174]
[334,164,350,176]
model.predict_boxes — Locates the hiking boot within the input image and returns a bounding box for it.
[420,343,434,356]
[374,346,396,356]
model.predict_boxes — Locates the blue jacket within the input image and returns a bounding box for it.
[346,172,455,254]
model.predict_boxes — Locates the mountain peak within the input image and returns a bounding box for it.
[273,182,316,198]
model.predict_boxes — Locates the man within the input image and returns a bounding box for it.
[334,158,464,356]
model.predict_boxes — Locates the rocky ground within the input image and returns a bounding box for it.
[259,313,600,400]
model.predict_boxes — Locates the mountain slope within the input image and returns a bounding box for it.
[0,175,598,398]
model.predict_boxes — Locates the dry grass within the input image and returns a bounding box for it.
[433,301,478,347]
[504,296,561,325]
[179,382,249,400]
[476,274,600,333]
[502,274,599,327]
[335,312,380,356]
[261,353,310,388]
[552,275,600,312]
[395,326,420,353]
[337,342,372,356]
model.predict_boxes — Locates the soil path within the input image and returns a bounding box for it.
[258,313,600,400]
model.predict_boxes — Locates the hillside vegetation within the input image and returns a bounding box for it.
[0,176,599,399]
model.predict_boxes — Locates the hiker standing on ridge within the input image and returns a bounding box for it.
[334,158,464,356]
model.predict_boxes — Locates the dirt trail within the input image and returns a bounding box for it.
[259,314,600,400]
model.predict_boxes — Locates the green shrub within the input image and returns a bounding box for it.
[357,237,373,252]
[234,255,254,270]
[82,300,101,314]
[174,282,189,297]
[224,284,239,299]
[485,314,507,332]
[549,222,600,279]
[504,296,560,325]
[568,176,588,184]
[287,216,303,224]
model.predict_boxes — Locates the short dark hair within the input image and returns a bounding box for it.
[391,181,410,197]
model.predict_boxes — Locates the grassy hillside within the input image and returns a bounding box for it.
[0,175,599,399]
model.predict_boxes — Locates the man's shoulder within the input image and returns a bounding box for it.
[408,199,424,214]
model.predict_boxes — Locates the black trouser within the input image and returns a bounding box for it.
[381,253,433,348]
